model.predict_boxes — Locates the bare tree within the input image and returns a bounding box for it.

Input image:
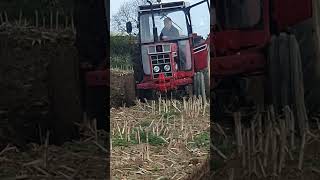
[112,0,156,34]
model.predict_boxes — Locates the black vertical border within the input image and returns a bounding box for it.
[104,0,110,179]
[73,0,110,178]
[209,0,214,177]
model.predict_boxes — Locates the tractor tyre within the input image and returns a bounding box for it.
[132,61,144,83]
[291,19,320,115]
[199,72,206,102]
[137,89,154,101]
[211,87,234,128]
[193,72,198,96]
[85,86,107,131]
[288,34,308,133]
[193,71,208,102]
[266,35,281,111]
[186,84,194,98]
[267,34,307,134]
[48,52,82,145]
[132,45,144,83]
[212,78,254,130]
[278,33,291,107]
[124,74,136,106]
[203,69,210,97]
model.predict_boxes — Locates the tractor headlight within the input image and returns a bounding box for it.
[164,64,171,71]
[153,66,160,73]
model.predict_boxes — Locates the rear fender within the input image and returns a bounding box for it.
[193,42,209,71]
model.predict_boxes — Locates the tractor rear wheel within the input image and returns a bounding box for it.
[212,76,263,129]
[137,89,155,101]
[124,74,136,106]
[291,18,320,125]
[267,33,307,134]
[193,71,208,101]
[203,69,210,97]
[211,80,237,130]
[132,44,144,83]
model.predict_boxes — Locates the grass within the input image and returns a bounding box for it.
[112,136,132,147]
[140,131,167,146]
[139,119,152,127]
[193,131,210,150]
[151,166,160,172]
[112,128,167,147]
[162,110,180,119]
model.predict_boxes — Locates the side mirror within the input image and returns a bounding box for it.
[126,22,132,34]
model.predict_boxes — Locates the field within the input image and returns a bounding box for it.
[110,69,210,180]
[0,126,108,179]
[2,6,320,179]
[212,108,320,180]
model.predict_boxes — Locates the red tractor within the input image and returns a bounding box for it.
[126,0,210,99]
[211,0,320,131]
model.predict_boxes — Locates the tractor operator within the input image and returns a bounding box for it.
[160,17,179,40]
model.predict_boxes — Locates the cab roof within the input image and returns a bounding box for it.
[138,1,189,13]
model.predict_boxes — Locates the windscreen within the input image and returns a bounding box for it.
[216,0,262,29]
[190,0,210,39]
[139,10,188,43]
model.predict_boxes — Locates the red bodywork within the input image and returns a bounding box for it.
[211,0,312,86]
[194,42,209,71]
[85,70,108,87]
[137,72,193,91]
[137,36,209,92]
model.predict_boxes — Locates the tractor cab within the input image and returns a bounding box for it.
[139,6,192,73]
[211,0,313,77]
[127,0,210,94]
[212,0,269,57]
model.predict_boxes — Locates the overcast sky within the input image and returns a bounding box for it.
[111,0,197,15]
[110,0,127,16]
[110,0,209,37]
